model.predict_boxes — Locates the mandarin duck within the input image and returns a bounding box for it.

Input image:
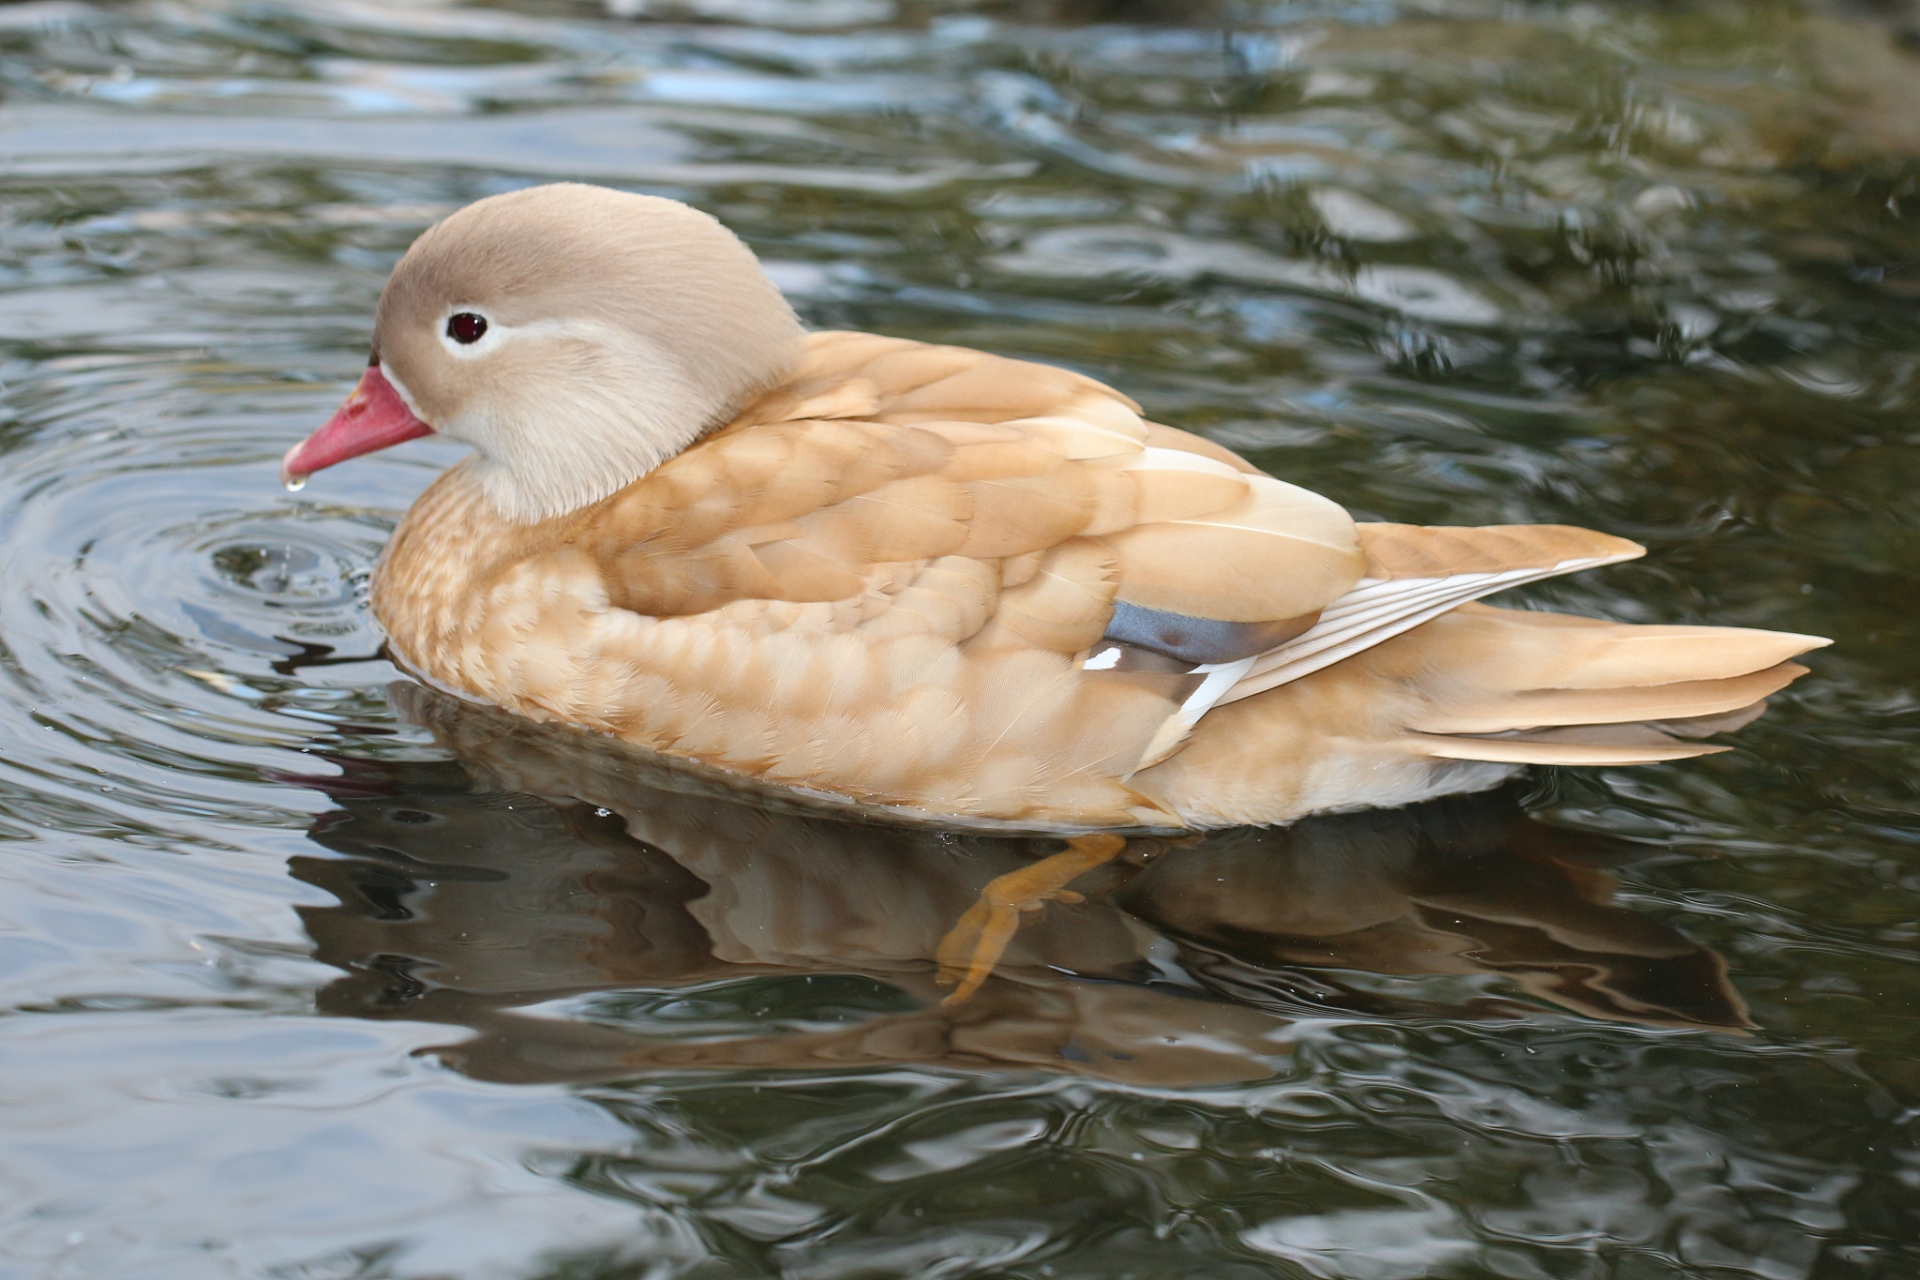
[283,183,1827,999]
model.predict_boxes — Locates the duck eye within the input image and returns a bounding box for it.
[446,312,488,344]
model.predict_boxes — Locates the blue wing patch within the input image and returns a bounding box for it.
[1103,600,1320,665]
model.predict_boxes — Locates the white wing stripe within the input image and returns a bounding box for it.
[1127,654,1258,775]
[1216,555,1620,706]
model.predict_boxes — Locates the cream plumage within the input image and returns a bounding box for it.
[287,182,1827,838]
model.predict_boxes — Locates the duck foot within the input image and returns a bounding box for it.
[935,833,1128,1006]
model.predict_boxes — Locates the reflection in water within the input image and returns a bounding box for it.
[291,684,1746,1089]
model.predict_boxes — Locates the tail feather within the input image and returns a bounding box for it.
[1390,603,1828,768]
[1650,702,1772,738]
[1407,730,1731,766]
[1420,602,1828,691]
[1408,662,1807,735]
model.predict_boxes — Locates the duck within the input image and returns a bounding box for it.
[282,183,1827,999]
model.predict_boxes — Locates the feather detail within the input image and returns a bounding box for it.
[956,471,1099,558]
[1105,475,1364,622]
[1219,528,1651,705]
[1112,447,1252,524]
[990,538,1119,653]
[786,474,973,565]
[1409,663,1807,735]
[1415,603,1830,690]
[1357,522,1643,579]
[1129,656,1258,774]
[1021,415,1147,461]
[1141,422,1263,474]
[1405,732,1728,765]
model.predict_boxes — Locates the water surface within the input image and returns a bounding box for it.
[0,1,1916,1277]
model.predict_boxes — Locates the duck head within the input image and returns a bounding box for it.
[282,183,805,523]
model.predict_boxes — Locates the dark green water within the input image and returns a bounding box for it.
[0,1,1916,1276]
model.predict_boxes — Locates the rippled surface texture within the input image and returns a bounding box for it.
[2,1,1917,1276]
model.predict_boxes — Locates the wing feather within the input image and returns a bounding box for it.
[1358,522,1642,578]
[1141,422,1263,474]
[1104,475,1364,622]
[790,474,973,565]
[1218,532,1647,706]
[1117,448,1253,524]
[988,538,1118,653]
[956,471,1099,558]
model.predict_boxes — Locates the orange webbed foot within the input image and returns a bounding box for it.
[935,833,1127,1005]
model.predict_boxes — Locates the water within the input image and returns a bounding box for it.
[0,1,1916,1276]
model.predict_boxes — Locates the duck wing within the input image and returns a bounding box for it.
[568,333,1714,783]
[573,331,1369,657]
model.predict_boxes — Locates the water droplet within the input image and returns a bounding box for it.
[283,474,306,492]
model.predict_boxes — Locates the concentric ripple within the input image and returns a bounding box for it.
[0,355,432,837]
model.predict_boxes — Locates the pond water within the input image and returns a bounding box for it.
[1,0,1917,1276]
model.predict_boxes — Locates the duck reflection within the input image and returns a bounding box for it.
[290,683,1747,1087]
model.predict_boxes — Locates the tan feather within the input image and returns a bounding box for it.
[1410,663,1807,735]
[1021,416,1147,461]
[787,377,882,422]
[999,550,1044,589]
[790,330,914,378]
[748,538,868,602]
[936,439,1064,481]
[856,343,985,398]
[700,427,798,495]
[790,474,973,565]
[884,358,1115,423]
[956,471,1098,558]
[859,557,1000,642]
[1141,422,1263,474]
[1405,733,1726,766]
[1076,468,1142,537]
[1061,387,1148,429]
[1121,451,1252,524]
[990,538,1119,653]
[1357,523,1644,579]
[1424,603,1829,690]
[1105,476,1364,622]
[912,420,1029,448]
[1223,536,1656,705]
[606,538,775,616]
